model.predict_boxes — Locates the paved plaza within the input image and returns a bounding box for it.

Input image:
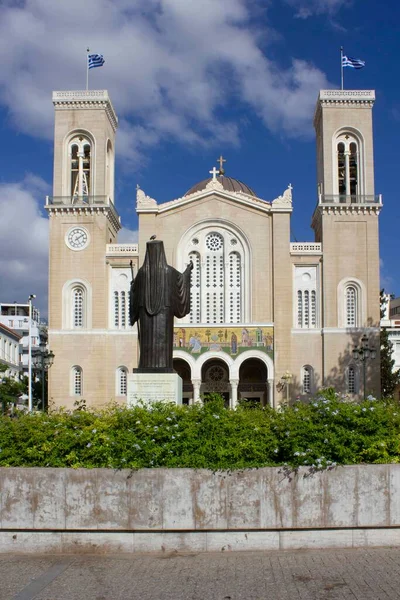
[3,547,400,599]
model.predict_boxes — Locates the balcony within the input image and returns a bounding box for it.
[319,194,382,205]
[290,243,322,254]
[106,244,138,256]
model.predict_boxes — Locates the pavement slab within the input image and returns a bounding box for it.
[2,547,400,600]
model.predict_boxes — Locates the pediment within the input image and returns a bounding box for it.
[136,182,293,215]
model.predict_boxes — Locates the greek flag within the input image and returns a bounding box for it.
[88,54,105,69]
[342,55,365,69]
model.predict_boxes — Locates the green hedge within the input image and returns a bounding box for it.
[0,390,399,470]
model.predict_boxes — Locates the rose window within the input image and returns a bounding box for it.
[206,365,226,382]
[206,233,223,251]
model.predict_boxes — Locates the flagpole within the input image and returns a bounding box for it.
[86,47,90,91]
[340,46,344,90]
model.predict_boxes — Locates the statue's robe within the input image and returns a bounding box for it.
[129,241,191,371]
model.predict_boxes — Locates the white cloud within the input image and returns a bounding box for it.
[0,175,49,317]
[118,227,138,244]
[284,0,349,19]
[0,0,331,164]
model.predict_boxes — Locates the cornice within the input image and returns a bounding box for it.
[311,204,381,228]
[52,90,118,132]
[45,204,121,232]
[313,89,375,125]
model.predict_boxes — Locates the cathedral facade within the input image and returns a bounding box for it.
[46,89,382,409]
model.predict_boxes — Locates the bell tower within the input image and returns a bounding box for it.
[45,90,121,406]
[312,90,382,396]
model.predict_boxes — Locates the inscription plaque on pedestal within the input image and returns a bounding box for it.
[127,372,183,406]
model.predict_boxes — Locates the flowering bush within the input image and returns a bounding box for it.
[0,389,399,470]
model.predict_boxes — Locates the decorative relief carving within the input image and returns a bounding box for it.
[136,186,157,207]
[272,184,293,207]
[205,178,224,192]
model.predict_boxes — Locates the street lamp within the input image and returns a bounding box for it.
[352,333,376,400]
[32,340,55,411]
[28,294,36,412]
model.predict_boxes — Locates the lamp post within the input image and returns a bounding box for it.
[27,294,36,412]
[352,333,376,400]
[32,340,55,411]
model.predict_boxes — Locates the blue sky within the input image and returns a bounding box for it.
[0,0,399,316]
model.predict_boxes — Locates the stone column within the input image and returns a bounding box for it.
[268,378,274,408]
[193,379,202,404]
[230,379,239,410]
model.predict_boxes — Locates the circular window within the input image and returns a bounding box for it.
[206,365,226,382]
[206,233,223,251]
[230,238,238,246]
[192,238,199,245]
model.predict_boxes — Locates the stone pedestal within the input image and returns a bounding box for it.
[127,372,183,406]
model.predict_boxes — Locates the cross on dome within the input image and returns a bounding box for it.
[217,155,226,175]
[209,166,219,181]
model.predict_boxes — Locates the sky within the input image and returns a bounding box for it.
[0,0,399,318]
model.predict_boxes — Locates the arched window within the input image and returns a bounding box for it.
[335,131,363,198]
[179,225,249,324]
[345,285,357,327]
[205,233,225,324]
[337,278,365,329]
[302,366,313,394]
[111,270,131,329]
[72,366,83,396]
[295,267,318,329]
[63,279,92,330]
[69,135,92,198]
[72,286,85,328]
[116,367,128,396]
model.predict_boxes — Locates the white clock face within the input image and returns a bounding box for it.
[66,227,89,250]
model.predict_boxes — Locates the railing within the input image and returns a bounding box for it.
[319,194,382,205]
[106,244,138,255]
[46,196,110,206]
[290,243,322,254]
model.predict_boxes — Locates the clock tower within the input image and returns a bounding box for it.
[45,90,121,405]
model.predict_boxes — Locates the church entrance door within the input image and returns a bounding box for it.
[201,359,230,407]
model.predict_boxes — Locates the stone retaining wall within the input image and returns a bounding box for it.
[1,465,399,553]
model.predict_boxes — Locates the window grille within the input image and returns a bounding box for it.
[297,290,303,327]
[348,366,356,393]
[346,286,357,326]
[121,291,126,328]
[304,290,310,327]
[189,252,201,323]
[118,367,127,395]
[311,290,316,326]
[303,367,311,394]
[229,252,241,323]
[73,366,82,395]
[114,291,119,327]
[73,287,84,328]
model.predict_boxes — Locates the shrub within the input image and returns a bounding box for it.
[0,390,399,470]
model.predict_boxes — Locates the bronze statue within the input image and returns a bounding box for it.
[130,240,193,372]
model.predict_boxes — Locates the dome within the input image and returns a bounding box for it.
[184,175,256,197]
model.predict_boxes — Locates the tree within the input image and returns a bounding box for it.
[380,289,400,398]
[0,364,27,414]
